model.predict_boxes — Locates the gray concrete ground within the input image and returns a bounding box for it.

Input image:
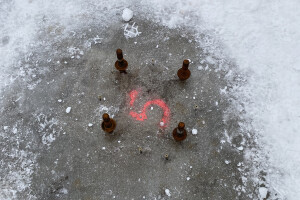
[0,18,257,199]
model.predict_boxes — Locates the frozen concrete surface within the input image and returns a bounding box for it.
[0,18,258,199]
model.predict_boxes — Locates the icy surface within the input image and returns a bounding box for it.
[141,0,300,199]
[1,0,300,199]
[0,18,248,198]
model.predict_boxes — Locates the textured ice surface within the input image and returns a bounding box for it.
[1,0,299,199]
[0,16,254,199]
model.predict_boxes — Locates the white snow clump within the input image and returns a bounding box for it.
[165,189,171,197]
[66,107,71,113]
[192,129,198,135]
[122,8,133,22]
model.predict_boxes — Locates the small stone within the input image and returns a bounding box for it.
[88,123,93,127]
[58,99,62,102]
[187,177,190,181]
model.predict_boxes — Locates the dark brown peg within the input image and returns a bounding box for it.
[115,49,128,73]
[172,122,187,141]
[177,60,191,81]
[101,113,116,133]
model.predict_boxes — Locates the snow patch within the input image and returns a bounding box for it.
[206,56,215,64]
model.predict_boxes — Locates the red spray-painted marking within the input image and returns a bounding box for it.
[129,90,170,128]
[129,90,139,106]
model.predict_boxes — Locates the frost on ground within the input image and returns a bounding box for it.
[0,112,61,199]
[0,126,37,200]
[124,22,141,38]
[0,0,125,198]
